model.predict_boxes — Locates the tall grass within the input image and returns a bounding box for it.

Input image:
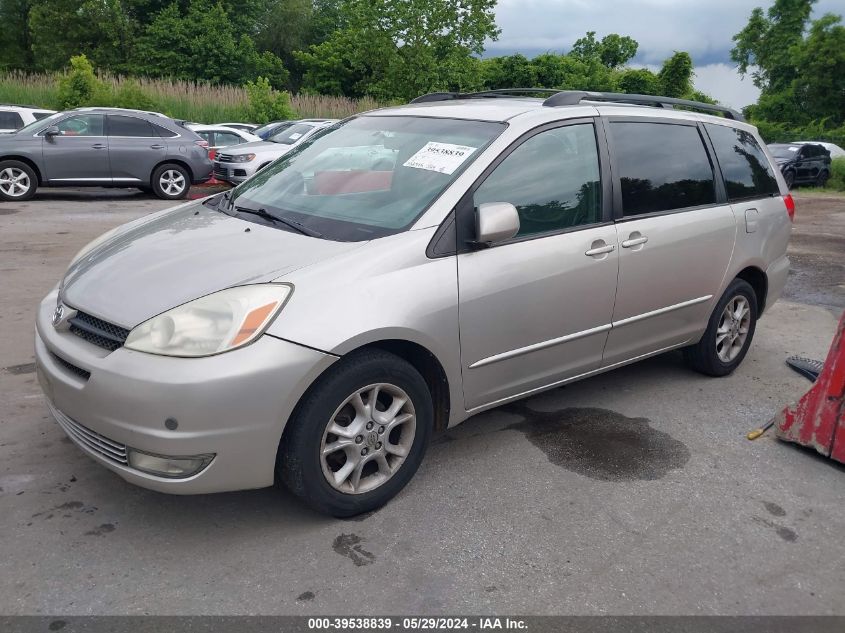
[0,71,383,122]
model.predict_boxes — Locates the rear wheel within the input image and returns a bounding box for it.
[0,160,37,201]
[152,163,189,200]
[684,278,758,377]
[277,350,433,517]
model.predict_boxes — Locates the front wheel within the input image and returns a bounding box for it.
[152,163,190,200]
[684,278,758,377]
[815,170,829,188]
[0,160,38,201]
[277,350,433,517]
[783,170,795,189]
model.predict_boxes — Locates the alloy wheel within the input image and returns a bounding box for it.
[0,167,31,198]
[320,383,416,494]
[159,169,186,196]
[716,296,751,363]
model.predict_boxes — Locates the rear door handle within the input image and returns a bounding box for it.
[585,242,616,257]
[91,143,106,150]
[621,235,648,248]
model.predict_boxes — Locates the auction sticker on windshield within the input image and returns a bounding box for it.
[403,142,477,175]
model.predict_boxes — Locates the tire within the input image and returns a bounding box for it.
[277,350,433,517]
[684,278,758,377]
[815,170,829,188]
[783,170,795,189]
[151,163,190,200]
[0,160,38,201]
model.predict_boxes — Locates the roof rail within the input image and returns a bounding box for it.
[409,88,563,104]
[542,90,744,121]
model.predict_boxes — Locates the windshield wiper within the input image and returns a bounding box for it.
[204,190,233,213]
[234,205,322,238]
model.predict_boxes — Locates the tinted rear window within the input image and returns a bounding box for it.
[109,115,155,137]
[707,124,779,201]
[0,111,24,129]
[33,111,53,121]
[611,122,716,216]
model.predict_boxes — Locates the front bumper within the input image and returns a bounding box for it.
[35,289,336,494]
[212,160,258,184]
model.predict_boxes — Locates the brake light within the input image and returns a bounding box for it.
[195,139,209,149]
[783,194,795,222]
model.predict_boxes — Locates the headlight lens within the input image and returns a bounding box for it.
[231,153,256,163]
[124,284,292,357]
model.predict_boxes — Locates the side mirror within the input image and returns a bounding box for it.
[44,126,60,138]
[475,202,520,245]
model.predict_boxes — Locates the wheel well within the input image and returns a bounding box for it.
[356,340,451,433]
[736,267,767,314]
[152,159,193,185]
[0,156,43,184]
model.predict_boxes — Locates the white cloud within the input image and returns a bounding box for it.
[692,63,761,110]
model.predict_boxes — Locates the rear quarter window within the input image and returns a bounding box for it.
[705,124,779,201]
[610,121,716,216]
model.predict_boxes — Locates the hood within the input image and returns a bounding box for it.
[223,140,288,154]
[61,201,364,328]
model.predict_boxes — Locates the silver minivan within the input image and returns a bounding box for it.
[35,90,792,516]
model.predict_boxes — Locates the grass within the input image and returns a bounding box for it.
[0,71,383,123]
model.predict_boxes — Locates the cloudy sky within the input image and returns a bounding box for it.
[486,0,843,109]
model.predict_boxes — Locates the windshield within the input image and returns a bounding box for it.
[229,115,505,241]
[15,111,63,135]
[768,145,799,159]
[255,121,291,139]
[270,123,315,145]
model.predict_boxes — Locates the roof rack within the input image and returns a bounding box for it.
[409,89,743,121]
[0,103,50,110]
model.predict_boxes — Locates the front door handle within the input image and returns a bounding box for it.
[91,143,106,150]
[150,144,165,149]
[585,241,616,257]
[621,234,648,248]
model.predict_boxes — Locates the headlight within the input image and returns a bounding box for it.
[230,153,256,163]
[124,284,292,357]
[68,227,120,267]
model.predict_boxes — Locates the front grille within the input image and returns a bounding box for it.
[217,153,234,163]
[50,352,91,380]
[68,311,129,352]
[49,404,128,465]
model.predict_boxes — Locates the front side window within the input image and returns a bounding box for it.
[215,131,243,146]
[231,116,505,241]
[0,112,24,129]
[611,122,716,216]
[474,124,602,237]
[55,114,104,137]
[706,124,779,201]
[108,115,154,137]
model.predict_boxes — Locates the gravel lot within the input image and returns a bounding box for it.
[1,188,844,615]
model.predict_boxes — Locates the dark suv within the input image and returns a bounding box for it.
[767,142,831,188]
[0,108,213,201]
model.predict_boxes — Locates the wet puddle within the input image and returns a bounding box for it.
[503,402,690,481]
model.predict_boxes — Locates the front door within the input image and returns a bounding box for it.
[457,121,619,410]
[42,114,109,182]
[105,115,166,185]
[601,119,736,366]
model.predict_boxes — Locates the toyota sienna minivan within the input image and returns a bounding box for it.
[36,90,792,516]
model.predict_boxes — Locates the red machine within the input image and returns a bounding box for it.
[775,310,845,463]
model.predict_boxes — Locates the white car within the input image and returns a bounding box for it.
[216,122,259,133]
[0,104,56,134]
[213,119,337,184]
[187,124,261,156]
[792,141,845,159]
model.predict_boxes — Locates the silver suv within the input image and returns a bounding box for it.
[0,108,212,201]
[35,90,792,516]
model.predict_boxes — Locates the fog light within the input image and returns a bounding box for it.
[128,449,214,478]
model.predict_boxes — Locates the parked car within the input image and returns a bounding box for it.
[0,104,56,134]
[791,141,845,159]
[186,124,261,158]
[767,142,831,188]
[253,119,332,140]
[213,119,336,184]
[35,90,792,517]
[0,108,212,201]
[216,122,259,133]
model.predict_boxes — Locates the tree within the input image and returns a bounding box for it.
[617,68,660,95]
[657,51,693,97]
[0,0,35,70]
[791,13,845,123]
[571,31,638,69]
[480,54,537,90]
[55,54,110,108]
[244,76,296,123]
[297,0,499,101]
